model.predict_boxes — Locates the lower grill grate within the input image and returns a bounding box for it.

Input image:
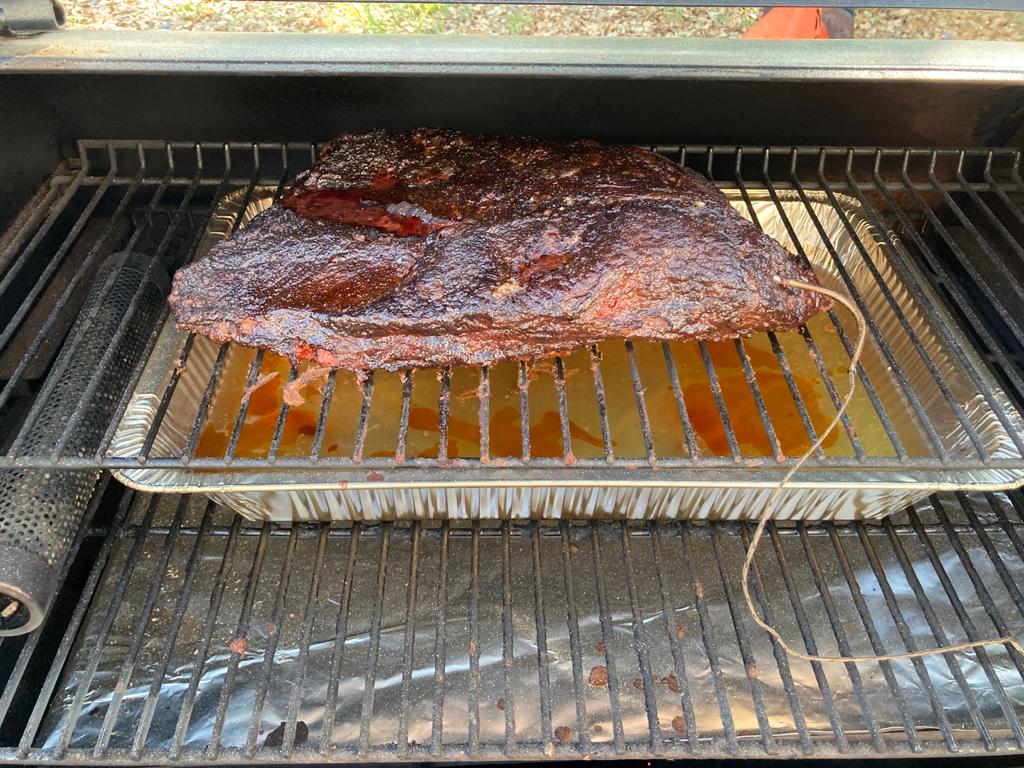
[3,487,1024,762]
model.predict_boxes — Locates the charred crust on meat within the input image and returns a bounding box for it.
[170,129,830,372]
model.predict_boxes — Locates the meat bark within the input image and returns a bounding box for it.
[170,129,829,371]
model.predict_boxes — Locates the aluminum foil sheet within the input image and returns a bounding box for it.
[108,186,1024,521]
[37,492,1024,756]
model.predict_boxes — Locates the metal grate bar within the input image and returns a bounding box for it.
[620,527,661,752]
[661,343,698,458]
[532,524,557,753]
[500,524,518,752]
[733,338,784,459]
[46,453,1024,471]
[697,341,741,460]
[5,172,164,454]
[241,528,299,757]
[822,524,923,753]
[170,515,243,759]
[228,146,260,237]
[268,364,299,462]
[624,341,657,465]
[888,159,1024,435]
[738,526,812,754]
[932,498,1024,693]
[395,371,412,463]
[878,519,995,749]
[848,166,1024,413]
[478,366,490,463]
[138,334,195,459]
[680,523,738,753]
[353,371,375,463]
[932,157,1024,340]
[92,496,190,757]
[319,524,360,755]
[312,370,337,461]
[225,349,266,462]
[649,524,697,751]
[13,486,137,760]
[357,528,390,756]
[181,343,229,461]
[797,326,866,458]
[518,361,531,462]
[0,166,110,387]
[559,523,589,754]
[901,511,1024,748]
[760,153,901,458]
[530,523,553,750]
[790,524,888,751]
[765,331,825,458]
[397,525,420,756]
[852,526,961,751]
[283,526,328,755]
[855,151,1024,455]
[53,172,201,461]
[989,493,1024,575]
[787,166,950,458]
[0,165,88,337]
[708,525,776,753]
[953,157,1024,275]
[430,523,449,755]
[468,527,481,754]
[436,368,450,464]
[271,144,291,203]
[764,525,854,752]
[985,153,1024,232]
[589,346,614,462]
[208,525,270,757]
[0,473,112,728]
[128,502,213,754]
[956,498,1024,620]
[50,494,162,759]
[737,166,849,456]
[136,165,245,462]
[590,525,626,751]
[553,357,573,461]
[824,154,998,457]
[0,173,68,273]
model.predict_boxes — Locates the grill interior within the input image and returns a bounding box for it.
[3,139,1024,762]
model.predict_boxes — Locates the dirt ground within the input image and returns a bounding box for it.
[64,1,1024,40]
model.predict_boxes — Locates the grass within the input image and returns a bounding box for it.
[63,1,1024,40]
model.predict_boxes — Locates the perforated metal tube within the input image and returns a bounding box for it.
[0,251,165,634]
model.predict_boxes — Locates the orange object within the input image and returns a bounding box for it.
[742,7,829,39]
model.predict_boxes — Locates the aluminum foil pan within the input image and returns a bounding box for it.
[109,187,1024,521]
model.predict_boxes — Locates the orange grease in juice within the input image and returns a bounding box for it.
[197,340,840,460]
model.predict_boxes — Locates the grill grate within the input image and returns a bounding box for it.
[3,487,1024,761]
[1,143,1024,479]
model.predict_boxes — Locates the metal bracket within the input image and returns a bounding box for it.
[0,0,64,36]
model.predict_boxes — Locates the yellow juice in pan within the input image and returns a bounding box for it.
[196,311,914,462]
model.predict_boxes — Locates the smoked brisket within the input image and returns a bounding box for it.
[170,129,830,371]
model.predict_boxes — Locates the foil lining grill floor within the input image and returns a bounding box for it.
[3,484,1024,762]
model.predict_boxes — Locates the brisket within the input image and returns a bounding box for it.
[170,129,830,371]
